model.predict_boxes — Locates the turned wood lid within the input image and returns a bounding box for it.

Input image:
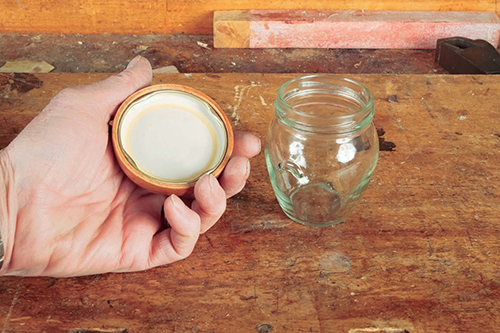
[112,84,234,196]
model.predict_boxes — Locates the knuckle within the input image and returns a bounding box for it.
[178,247,194,260]
[174,242,195,260]
[206,201,226,217]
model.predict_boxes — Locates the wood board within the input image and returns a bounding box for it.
[0,73,499,332]
[0,0,497,35]
[214,10,500,49]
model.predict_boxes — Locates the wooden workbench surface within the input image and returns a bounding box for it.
[0,73,499,333]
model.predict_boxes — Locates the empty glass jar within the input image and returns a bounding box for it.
[265,75,378,226]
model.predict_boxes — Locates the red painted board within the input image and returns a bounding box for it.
[214,10,500,49]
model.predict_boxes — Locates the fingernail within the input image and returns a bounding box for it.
[208,174,215,194]
[245,159,251,179]
[257,137,262,154]
[170,194,180,210]
[127,55,142,69]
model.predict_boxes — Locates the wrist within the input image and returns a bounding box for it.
[0,149,18,275]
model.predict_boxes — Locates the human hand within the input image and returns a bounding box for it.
[0,56,260,277]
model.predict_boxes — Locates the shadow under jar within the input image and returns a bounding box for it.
[265,75,379,227]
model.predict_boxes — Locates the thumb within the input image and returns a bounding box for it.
[86,55,153,120]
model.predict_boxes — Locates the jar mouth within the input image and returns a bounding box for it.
[275,75,374,134]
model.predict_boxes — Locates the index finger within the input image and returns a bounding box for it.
[232,131,261,158]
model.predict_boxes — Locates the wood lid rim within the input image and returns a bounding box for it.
[111,84,234,196]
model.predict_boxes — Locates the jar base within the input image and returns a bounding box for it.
[283,210,346,227]
[275,182,348,227]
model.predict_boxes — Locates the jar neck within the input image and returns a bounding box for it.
[275,75,374,134]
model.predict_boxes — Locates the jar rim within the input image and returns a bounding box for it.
[275,75,374,134]
[276,74,374,120]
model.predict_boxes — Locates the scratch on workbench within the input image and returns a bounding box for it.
[259,219,293,229]
[204,233,215,249]
[395,117,404,131]
[422,101,436,118]
[230,82,260,122]
[318,252,351,274]
[8,316,31,322]
[433,220,445,232]
[436,189,446,206]
[349,328,410,333]
[176,1,189,16]
[89,274,101,284]
[420,219,434,256]
[466,229,474,248]
[253,279,258,300]
[2,278,24,333]
[231,219,293,233]
[259,95,267,106]
[275,291,280,314]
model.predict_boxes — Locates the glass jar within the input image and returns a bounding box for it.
[265,75,378,226]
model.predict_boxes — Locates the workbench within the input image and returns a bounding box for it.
[0,73,499,333]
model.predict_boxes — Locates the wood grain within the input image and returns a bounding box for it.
[0,34,448,75]
[214,10,500,49]
[0,0,496,35]
[214,11,250,48]
[0,73,500,332]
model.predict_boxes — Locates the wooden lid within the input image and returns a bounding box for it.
[112,84,234,196]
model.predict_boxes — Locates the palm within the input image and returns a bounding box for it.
[6,93,166,276]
